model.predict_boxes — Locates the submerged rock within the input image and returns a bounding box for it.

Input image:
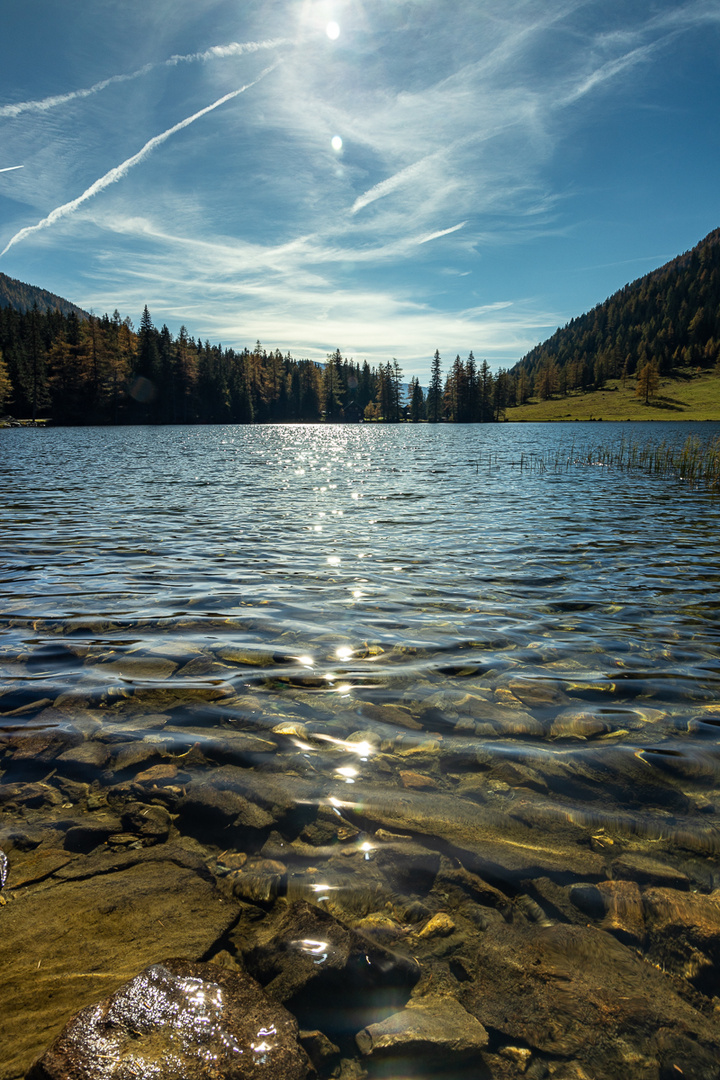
[239,900,420,1038]
[1,855,239,1079]
[27,959,313,1080]
[459,918,720,1077]
[355,994,488,1062]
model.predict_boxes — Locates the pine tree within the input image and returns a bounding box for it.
[427,349,442,422]
[409,377,425,421]
[323,348,344,421]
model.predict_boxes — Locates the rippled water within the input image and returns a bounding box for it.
[2,420,720,910]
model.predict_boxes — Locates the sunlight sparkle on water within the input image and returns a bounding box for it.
[335,645,353,660]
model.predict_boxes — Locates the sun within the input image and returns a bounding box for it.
[326,21,340,40]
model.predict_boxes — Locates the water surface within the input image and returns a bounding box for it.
[2,420,720,910]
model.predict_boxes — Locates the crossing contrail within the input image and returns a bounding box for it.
[0,165,24,173]
[0,38,286,119]
[0,64,278,259]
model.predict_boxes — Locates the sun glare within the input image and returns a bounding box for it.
[331,135,343,152]
[326,21,340,39]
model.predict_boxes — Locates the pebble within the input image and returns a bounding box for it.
[418,912,456,938]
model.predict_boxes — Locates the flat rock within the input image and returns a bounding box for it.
[55,741,111,774]
[610,852,689,890]
[347,779,605,884]
[0,859,238,1080]
[356,994,488,1061]
[596,880,645,945]
[27,959,312,1080]
[459,919,720,1076]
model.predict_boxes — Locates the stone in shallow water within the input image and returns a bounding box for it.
[1,854,238,1078]
[239,900,420,1039]
[27,959,313,1080]
[355,994,488,1061]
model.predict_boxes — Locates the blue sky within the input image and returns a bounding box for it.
[1,0,719,380]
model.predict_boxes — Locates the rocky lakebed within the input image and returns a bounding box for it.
[3,644,720,1080]
[3,423,720,1079]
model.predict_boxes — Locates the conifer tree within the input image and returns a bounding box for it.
[408,377,424,421]
[323,348,345,421]
[427,349,442,422]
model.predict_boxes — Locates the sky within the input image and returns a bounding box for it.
[0,0,719,380]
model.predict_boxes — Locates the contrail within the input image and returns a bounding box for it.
[0,38,286,119]
[0,64,278,259]
[419,221,467,244]
[0,165,24,173]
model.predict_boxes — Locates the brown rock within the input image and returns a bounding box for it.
[358,702,423,730]
[504,678,569,707]
[55,741,110,774]
[111,742,165,774]
[460,919,720,1074]
[550,711,609,739]
[27,959,312,1080]
[643,887,720,989]
[133,763,179,784]
[399,770,439,791]
[238,900,420,1036]
[418,913,456,939]
[356,994,488,1061]
[596,880,645,945]
[0,858,238,1078]
[610,853,689,890]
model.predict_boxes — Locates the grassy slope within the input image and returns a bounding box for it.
[506,369,720,422]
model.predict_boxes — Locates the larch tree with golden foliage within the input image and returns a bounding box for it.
[636,357,660,404]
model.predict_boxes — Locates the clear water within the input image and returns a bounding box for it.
[2,421,720,895]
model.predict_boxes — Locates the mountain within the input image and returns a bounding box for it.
[512,228,720,397]
[0,271,88,319]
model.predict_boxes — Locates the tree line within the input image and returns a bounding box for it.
[514,227,720,400]
[0,303,515,424]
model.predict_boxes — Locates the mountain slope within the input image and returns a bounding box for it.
[513,228,720,395]
[0,271,88,319]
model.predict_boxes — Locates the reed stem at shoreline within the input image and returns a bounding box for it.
[518,434,720,490]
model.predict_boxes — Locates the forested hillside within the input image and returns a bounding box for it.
[0,271,88,319]
[513,227,720,399]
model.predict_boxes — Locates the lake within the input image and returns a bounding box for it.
[2,421,720,1080]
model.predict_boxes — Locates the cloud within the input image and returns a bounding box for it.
[0,165,24,173]
[418,222,467,245]
[0,65,279,259]
[0,38,286,119]
[3,0,719,377]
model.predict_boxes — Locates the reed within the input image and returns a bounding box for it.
[519,434,720,491]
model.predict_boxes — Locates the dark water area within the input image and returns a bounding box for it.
[2,421,720,1080]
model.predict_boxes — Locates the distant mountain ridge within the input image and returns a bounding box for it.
[512,227,720,396]
[0,271,88,319]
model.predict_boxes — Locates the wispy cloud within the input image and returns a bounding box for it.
[419,222,467,245]
[2,0,719,375]
[0,38,286,119]
[0,65,279,259]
